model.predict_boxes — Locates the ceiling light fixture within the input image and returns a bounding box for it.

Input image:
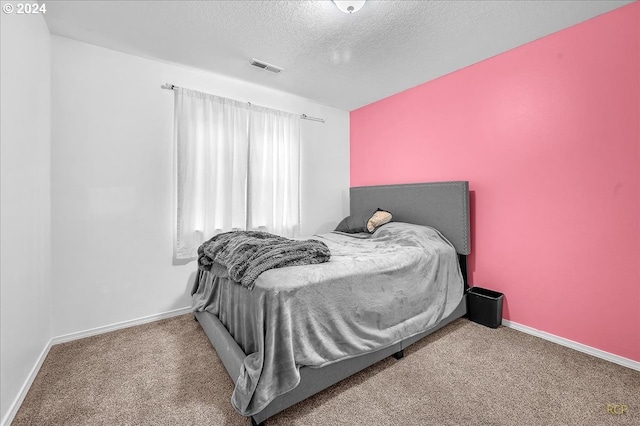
[333,0,366,14]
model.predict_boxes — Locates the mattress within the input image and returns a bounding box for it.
[191,222,464,416]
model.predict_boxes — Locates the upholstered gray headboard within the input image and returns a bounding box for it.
[350,181,470,255]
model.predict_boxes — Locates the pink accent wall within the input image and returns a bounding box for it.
[351,3,639,361]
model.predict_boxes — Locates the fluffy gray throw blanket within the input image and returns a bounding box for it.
[198,231,331,289]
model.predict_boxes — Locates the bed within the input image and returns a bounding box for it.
[192,181,471,425]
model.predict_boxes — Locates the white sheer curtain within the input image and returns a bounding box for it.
[248,106,300,238]
[174,88,250,259]
[174,88,301,259]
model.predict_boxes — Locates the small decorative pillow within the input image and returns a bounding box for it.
[367,209,392,232]
[335,208,393,234]
[334,212,371,233]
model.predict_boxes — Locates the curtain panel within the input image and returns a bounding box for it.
[248,106,300,238]
[174,88,301,259]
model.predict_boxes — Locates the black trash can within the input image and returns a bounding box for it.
[467,287,504,328]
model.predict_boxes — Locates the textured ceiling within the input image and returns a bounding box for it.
[43,0,633,111]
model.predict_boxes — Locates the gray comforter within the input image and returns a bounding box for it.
[192,222,464,416]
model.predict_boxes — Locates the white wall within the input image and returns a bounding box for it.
[0,10,52,425]
[51,36,350,337]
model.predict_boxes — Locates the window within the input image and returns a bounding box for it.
[174,88,300,259]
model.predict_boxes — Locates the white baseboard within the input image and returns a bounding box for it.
[1,306,193,426]
[51,306,193,345]
[1,339,52,426]
[502,319,640,372]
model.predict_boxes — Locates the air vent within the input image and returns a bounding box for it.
[250,58,283,74]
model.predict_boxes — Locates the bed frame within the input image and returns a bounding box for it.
[194,181,471,425]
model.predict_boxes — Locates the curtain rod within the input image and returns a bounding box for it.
[161,83,325,123]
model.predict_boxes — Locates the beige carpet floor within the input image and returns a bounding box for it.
[12,314,640,426]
